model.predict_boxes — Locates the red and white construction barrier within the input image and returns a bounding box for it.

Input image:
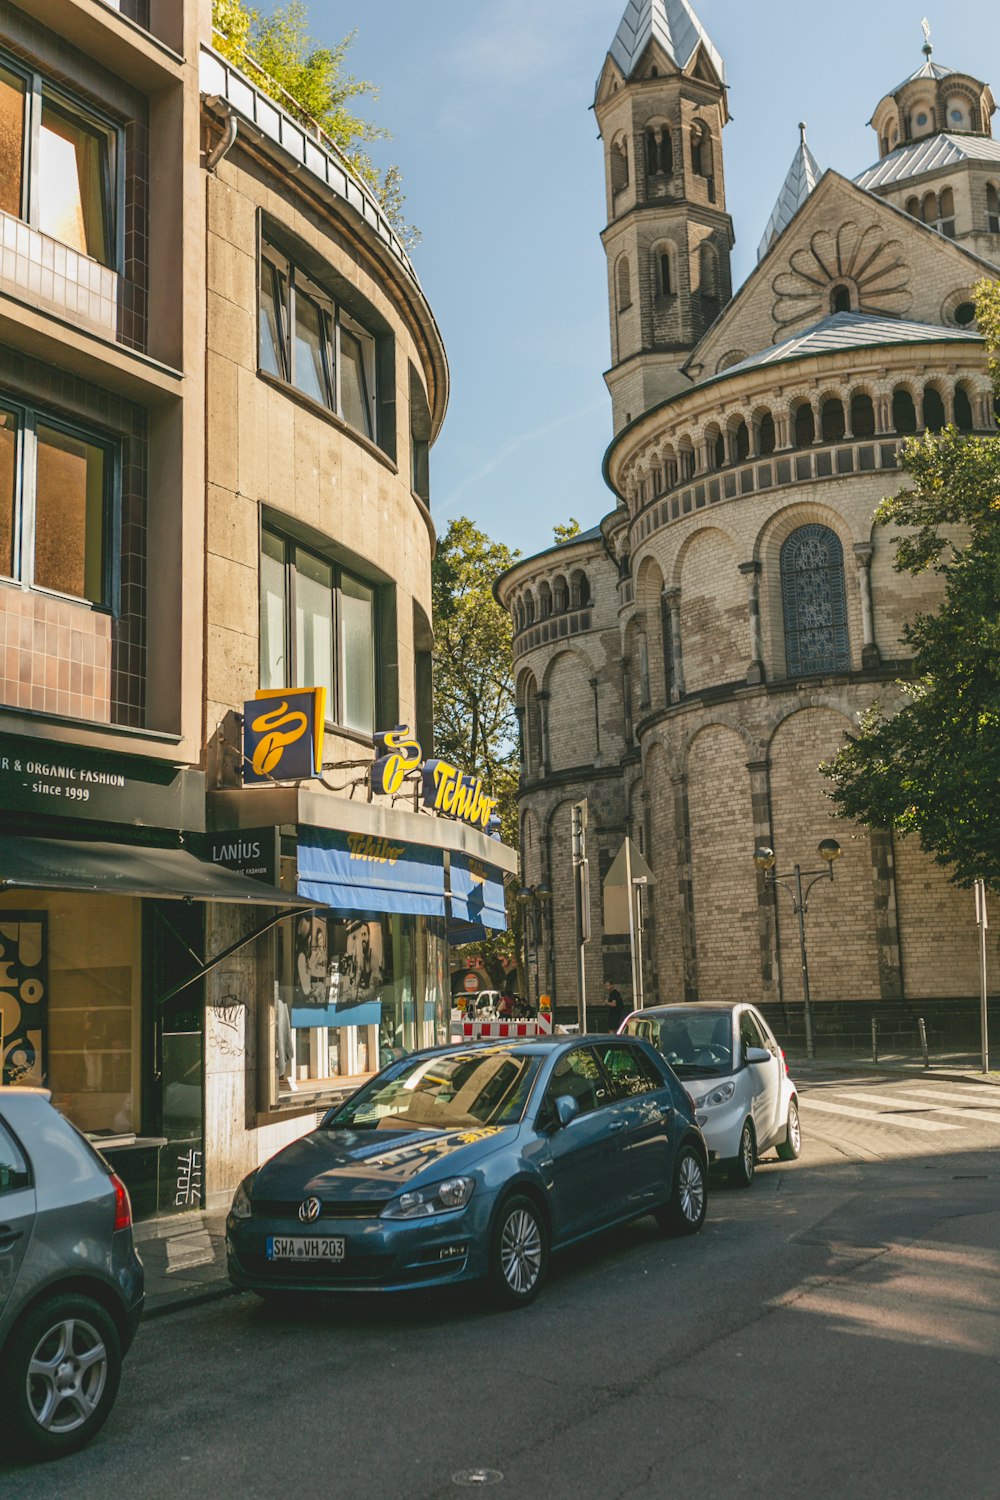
[459,1014,552,1041]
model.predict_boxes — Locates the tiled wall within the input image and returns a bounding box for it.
[0,344,147,727]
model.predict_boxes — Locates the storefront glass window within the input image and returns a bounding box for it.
[0,892,141,1136]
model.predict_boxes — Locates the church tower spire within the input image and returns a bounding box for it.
[595,0,734,433]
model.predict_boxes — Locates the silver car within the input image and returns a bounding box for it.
[0,1087,144,1458]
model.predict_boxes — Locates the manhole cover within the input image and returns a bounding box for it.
[452,1470,504,1487]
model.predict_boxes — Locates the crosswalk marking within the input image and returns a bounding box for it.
[832,1086,1000,1124]
[800,1098,960,1132]
[891,1085,1000,1109]
[873,1089,1000,1127]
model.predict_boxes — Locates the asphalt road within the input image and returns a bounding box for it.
[5,1072,1000,1500]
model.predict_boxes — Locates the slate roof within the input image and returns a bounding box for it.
[757,127,823,262]
[717,312,980,380]
[555,525,603,547]
[889,57,957,94]
[600,0,726,97]
[855,132,1000,191]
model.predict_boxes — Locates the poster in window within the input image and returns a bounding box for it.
[0,912,47,1087]
[291,913,387,1030]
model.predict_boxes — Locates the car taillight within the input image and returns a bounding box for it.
[780,1049,789,1076]
[111,1172,132,1232]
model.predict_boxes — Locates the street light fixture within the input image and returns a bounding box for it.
[752,838,842,1060]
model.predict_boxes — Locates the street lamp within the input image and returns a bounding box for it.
[517,884,551,1006]
[752,839,842,1060]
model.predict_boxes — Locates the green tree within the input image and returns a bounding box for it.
[553,518,582,544]
[211,0,417,248]
[432,518,522,985]
[823,277,1000,890]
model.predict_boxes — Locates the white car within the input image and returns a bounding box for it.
[620,1003,800,1187]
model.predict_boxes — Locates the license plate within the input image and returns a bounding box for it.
[266,1236,345,1262]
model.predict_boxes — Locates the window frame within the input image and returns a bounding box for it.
[260,522,381,737]
[0,393,119,612]
[0,49,124,272]
[780,523,850,679]
[258,237,378,442]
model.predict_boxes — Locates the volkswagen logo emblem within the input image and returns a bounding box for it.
[298,1197,321,1224]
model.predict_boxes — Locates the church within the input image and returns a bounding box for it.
[496,0,1000,1045]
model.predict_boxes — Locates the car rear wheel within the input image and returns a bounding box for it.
[487,1194,548,1309]
[655,1145,707,1236]
[729,1120,756,1188]
[0,1293,122,1458]
[776,1098,802,1161]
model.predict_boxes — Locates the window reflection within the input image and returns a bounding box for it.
[34,423,108,604]
[38,99,112,266]
[0,65,25,219]
[0,409,16,579]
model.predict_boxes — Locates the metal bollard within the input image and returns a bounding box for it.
[871,1017,879,1064]
[918,1016,929,1068]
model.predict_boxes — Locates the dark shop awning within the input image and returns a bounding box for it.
[0,836,313,907]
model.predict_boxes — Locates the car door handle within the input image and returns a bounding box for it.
[0,1227,24,1252]
[608,1120,625,1132]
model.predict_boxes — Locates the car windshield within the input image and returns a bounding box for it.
[324,1050,541,1132]
[627,1011,733,1078]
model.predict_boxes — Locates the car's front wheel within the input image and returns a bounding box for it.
[729,1120,756,1188]
[776,1097,802,1160]
[655,1145,707,1236]
[0,1293,122,1458]
[488,1194,548,1309]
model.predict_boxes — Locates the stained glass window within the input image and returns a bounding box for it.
[780,525,849,677]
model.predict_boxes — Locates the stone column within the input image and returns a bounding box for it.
[663,588,685,701]
[537,690,551,774]
[637,627,651,710]
[747,758,780,1002]
[853,543,881,667]
[671,773,699,1002]
[590,676,601,758]
[739,561,765,685]
[515,705,526,776]
[620,657,633,745]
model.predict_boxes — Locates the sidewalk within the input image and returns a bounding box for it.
[132,1052,998,1318]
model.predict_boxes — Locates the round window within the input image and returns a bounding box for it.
[916,112,929,127]
[950,109,965,123]
[954,302,977,326]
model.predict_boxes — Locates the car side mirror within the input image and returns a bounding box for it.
[745,1046,772,1065]
[554,1095,580,1129]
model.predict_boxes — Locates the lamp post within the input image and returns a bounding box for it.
[752,839,842,1060]
[516,884,552,1008]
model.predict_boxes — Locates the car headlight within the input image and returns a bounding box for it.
[693,1081,736,1110]
[381,1176,476,1219]
[230,1172,257,1220]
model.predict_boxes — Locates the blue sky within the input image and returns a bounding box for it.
[323,1,1000,558]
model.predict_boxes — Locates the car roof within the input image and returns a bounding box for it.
[625,1005,742,1018]
[404,1033,634,1062]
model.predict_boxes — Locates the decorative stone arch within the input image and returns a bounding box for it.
[953,377,980,432]
[789,391,817,447]
[542,646,599,774]
[615,252,632,312]
[669,519,741,591]
[551,572,569,613]
[568,566,591,610]
[815,384,847,443]
[750,403,777,457]
[523,585,537,626]
[906,92,936,140]
[650,236,679,298]
[890,377,920,434]
[678,713,759,773]
[715,349,748,374]
[846,382,878,439]
[644,116,675,180]
[636,555,668,711]
[520,806,542,887]
[537,579,553,619]
[726,410,751,464]
[610,131,630,196]
[703,419,725,471]
[921,375,950,430]
[623,613,650,718]
[940,286,979,328]
[755,501,861,681]
[517,667,542,776]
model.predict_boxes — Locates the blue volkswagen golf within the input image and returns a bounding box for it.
[227,1036,708,1308]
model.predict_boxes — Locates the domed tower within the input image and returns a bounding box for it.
[858,25,1000,275]
[595,0,735,433]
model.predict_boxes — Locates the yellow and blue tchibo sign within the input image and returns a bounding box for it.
[243,688,325,785]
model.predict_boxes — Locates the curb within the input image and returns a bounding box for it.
[143,1281,238,1320]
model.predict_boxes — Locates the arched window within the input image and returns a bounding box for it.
[954,384,974,433]
[946,96,971,131]
[525,592,536,626]
[922,191,938,227]
[538,580,552,618]
[923,385,946,431]
[820,397,846,443]
[645,131,659,178]
[659,250,673,296]
[659,128,673,175]
[712,430,725,469]
[646,128,673,178]
[939,187,956,238]
[793,402,815,447]
[733,420,750,463]
[757,412,776,456]
[830,284,852,314]
[850,393,876,439]
[892,386,917,434]
[781,525,850,677]
[691,123,708,178]
[987,184,1000,234]
[905,196,920,219]
[617,257,632,311]
[699,241,719,304]
[611,137,629,195]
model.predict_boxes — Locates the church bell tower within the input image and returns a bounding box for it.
[595,0,735,432]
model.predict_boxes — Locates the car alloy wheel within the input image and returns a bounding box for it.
[656,1145,707,1236]
[488,1195,548,1309]
[730,1120,755,1188]
[776,1098,802,1160]
[1,1293,122,1457]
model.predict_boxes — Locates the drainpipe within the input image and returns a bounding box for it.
[205,106,239,174]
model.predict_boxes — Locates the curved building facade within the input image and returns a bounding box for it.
[498,1,1000,1037]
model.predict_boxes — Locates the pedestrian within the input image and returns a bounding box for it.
[605,981,625,1032]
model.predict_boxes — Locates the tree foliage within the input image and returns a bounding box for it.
[211,0,417,249]
[823,278,1000,890]
[553,518,582,544]
[432,518,521,983]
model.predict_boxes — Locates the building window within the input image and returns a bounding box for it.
[0,56,120,268]
[987,184,1000,234]
[259,240,377,442]
[260,527,379,736]
[617,256,632,310]
[0,398,116,607]
[830,283,852,314]
[781,524,849,677]
[660,251,673,296]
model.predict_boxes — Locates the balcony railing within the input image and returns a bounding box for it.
[513,607,593,658]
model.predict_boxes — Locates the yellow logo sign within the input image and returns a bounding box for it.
[243,687,325,784]
[371,725,423,797]
[250,701,309,778]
